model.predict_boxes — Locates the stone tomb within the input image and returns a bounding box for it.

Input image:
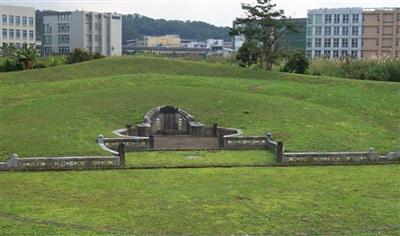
[98,105,280,154]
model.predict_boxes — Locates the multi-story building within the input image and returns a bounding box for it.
[144,35,181,47]
[0,5,35,48]
[306,8,363,60]
[362,8,400,59]
[42,10,121,56]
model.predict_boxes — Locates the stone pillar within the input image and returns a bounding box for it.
[118,144,125,167]
[137,124,150,137]
[213,123,218,137]
[126,124,133,136]
[149,135,155,149]
[277,141,284,163]
[367,147,379,161]
[218,134,224,148]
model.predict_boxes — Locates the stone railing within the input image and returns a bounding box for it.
[97,135,152,153]
[0,154,120,171]
[283,148,381,163]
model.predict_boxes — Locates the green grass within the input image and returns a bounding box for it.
[0,56,399,160]
[1,166,399,235]
[1,56,399,235]
[126,150,275,167]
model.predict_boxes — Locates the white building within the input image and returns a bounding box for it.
[233,35,245,51]
[43,10,121,56]
[306,8,363,59]
[0,5,35,48]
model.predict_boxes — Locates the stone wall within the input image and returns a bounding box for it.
[0,154,120,171]
[283,149,380,163]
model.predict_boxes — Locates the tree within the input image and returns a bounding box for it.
[15,43,37,70]
[230,0,295,70]
[236,41,260,67]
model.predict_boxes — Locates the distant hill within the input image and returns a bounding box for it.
[122,14,231,43]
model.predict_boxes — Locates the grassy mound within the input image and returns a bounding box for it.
[1,56,399,235]
[0,56,398,159]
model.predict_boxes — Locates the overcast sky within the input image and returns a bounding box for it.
[2,0,400,26]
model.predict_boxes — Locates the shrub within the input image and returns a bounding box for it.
[33,62,47,69]
[93,52,105,60]
[0,59,23,72]
[307,58,400,82]
[281,51,309,74]
[66,48,93,64]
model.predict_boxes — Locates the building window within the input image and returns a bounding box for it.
[352,26,359,36]
[29,30,34,40]
[58,35,70,43]
[377,27,380,34]
[43,35,52,45]
[58,46,70,53]
[315,26,322,36]
[341,50,348,57]
[29,17,34,26]
[333,50,339,58]
[315,14,322,24]
[397,14,399,22]
[333,38,339,48]
[16,43,21,48]
[376,39,380,46]
[314,38,322,48]
[325,14,331,24]
[9,15,14,24]
[22,30,27,39]
[315,50,321,57]
[16,16,20,25]
[333,26,340,36]
[112,15,121,20]
[351,50,358,58]
[16,29,20,38]
[342,14,349,24]
[306,50,312,58]
[307,38,312,47]
[44,47,52,55]
[58,13,70,21]
[396,27,399,34]
[351,38,358,48]
[22,16,27,25]
[377,15,380,22]
[352,14,359,23]
[44,24,52,33]
[342,38,348,48]
[308,15,313,24]
[2,29,7,37]
[342,26,349,36]
[324,26,331,36]
[2,14,7,24]
[334,14,340,24]
[58,23,70,32]
[9,29,14,38]
[324,38,331,48]
[307,27,312,36]
[396,39,399,47]
[324,50,331,58]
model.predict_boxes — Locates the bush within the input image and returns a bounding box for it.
[0,59,23,72]
[66,48,93,64]
[33,62,47,69]
[307,58,400,82]
[281,51,309,74]
[40,55,66,67]
[93,52,105,60]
